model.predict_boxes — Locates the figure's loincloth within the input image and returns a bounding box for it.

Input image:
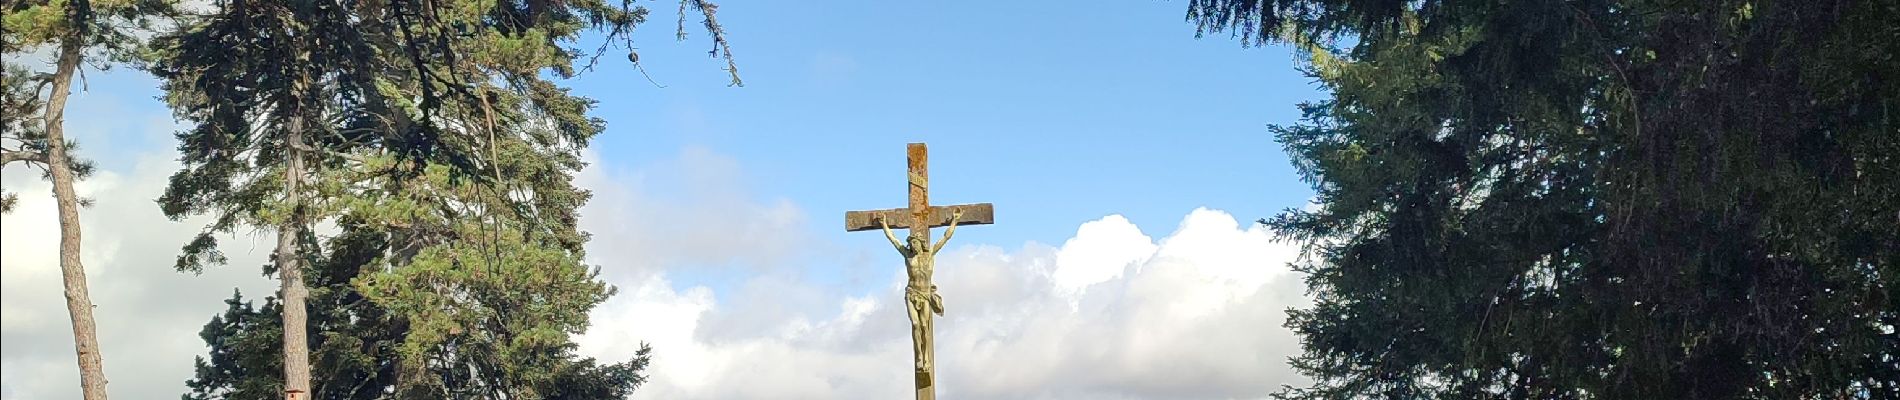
[905,285,945,315]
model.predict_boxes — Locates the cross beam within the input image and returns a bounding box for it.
[844,204,994,232]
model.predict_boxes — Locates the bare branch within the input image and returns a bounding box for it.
[1,150,48,166]
[680,0,743,86]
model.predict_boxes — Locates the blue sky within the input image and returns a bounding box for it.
[5,2,1329,398]
[579,0,1321,238]
[50,0,1327,242]
[562,1,1324,290]
[49,0,1324,300]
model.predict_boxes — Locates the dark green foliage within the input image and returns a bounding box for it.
[184,291,285,400]
[1189,0,1900,398]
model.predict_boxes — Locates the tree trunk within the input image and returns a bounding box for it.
[42,0,109,398]
[277,115,313,400]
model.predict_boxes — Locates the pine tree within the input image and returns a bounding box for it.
[156,1,733,398]
[1186,0,1900,398]
[184,291,287,400]
[153,2,361,396]
[1,1,173,398]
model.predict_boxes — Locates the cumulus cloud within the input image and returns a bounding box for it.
[5,144,1312,400]
[575,149,1312,400]
[1,156,278,400]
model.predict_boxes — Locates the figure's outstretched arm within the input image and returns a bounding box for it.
[880,217,904,251]
[933,210,962,252]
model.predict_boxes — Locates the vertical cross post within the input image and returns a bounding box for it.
[908,143,930,248]
[905,143,935,400]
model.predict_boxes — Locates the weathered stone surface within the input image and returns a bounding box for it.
[843,203,994,232]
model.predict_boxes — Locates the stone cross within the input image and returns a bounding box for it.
[845,143,993,400]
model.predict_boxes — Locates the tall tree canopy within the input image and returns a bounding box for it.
[152,0,734,398]
[1187,0,1899,398]
[3,1,174,398]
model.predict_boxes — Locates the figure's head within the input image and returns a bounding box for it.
[908,235,928,250]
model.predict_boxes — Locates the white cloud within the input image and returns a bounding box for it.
[1,155,278,400]
[575,147,1311,399]
[5,143,1312,400]
[1050,216,1157,298]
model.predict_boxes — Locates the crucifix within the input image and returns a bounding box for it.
[845,143,994,400]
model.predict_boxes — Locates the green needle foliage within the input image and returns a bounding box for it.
[155,0,732,398]
[185,291,292,400]
[2,0,176,67]
[3,0,175,171]
[0,64,98,213]
[1187,0,1898,398]
[5,1,176,398]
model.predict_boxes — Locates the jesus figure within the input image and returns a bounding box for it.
[878,210,960,372]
